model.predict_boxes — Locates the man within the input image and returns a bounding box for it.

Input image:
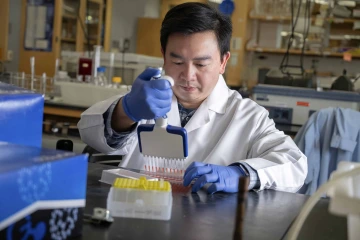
[78,2,307,194]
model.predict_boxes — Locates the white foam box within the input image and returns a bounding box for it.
[107,185,172,221]
[56,81,130,107]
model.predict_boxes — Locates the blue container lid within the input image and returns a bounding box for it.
[97,66,106,73]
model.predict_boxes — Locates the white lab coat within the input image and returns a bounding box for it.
[78,75,307,192]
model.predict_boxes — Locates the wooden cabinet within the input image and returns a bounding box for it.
[19,0,61,76]
[0,0,10,61]
[161,0,207,18]
[19,0,107,76]
[61,0,82,52]
[81,0,104,52]
[136,18,163,58]
[226,0,252,87]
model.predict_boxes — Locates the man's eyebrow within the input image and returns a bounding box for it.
[170,52,183,59]
[169,52,212,61]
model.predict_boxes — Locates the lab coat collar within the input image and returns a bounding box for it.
[204,74,230,114]
[169,74,230,133]
[185,101,210,133]
[167,94,181,127]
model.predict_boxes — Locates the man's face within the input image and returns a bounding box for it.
[163,31,230,108]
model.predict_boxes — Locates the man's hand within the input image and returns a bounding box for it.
[183,162,246,194]
[122,67,173,122]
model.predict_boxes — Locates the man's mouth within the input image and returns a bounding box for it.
[180,86,197,92]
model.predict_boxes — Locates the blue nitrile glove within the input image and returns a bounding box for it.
[183,162,246,194]
[122,67,173,122]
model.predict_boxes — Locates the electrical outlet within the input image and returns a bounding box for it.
[7,50,13,61]
[230,52,238,66]
[231,37,242,50]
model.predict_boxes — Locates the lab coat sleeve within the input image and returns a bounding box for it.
[103,97,138,149]
[77,95,137,155]
[241,110,308,193]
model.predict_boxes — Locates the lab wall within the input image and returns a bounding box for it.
[110,0,160,53]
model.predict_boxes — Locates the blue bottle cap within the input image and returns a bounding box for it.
[97,66,106,72]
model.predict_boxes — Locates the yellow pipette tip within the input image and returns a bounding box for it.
[113,177,171,192]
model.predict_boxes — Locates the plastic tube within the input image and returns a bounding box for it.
[92,45,102,78]
[285,166,360,240]
[30,57,35,90]
[42,73,47,95]
[108,52,115,86]
[21,72,25,88]
[54,58,59,82]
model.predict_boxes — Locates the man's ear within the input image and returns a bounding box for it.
[220,52,231,74]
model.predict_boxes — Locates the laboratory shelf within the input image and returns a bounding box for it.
[246,47,360,59]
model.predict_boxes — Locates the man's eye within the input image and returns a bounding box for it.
[173,62,183,65]
[196,64,206,67]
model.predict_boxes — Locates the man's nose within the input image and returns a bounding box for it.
[181,64,195,82]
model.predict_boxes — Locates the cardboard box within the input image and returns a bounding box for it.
[258,22,284,49]
[0,82,44,148]
[0,142,88,239]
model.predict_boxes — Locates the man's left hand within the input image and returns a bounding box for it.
[183,162,246,194]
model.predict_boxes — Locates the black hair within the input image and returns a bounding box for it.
[160,2,232,59]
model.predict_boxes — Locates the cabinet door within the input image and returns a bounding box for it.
[19,0,61,76]
[161,0,207,18]
[136,18,163,58]
[0,0,9,61]
[61,0,82,53]
[81,0,103,52]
